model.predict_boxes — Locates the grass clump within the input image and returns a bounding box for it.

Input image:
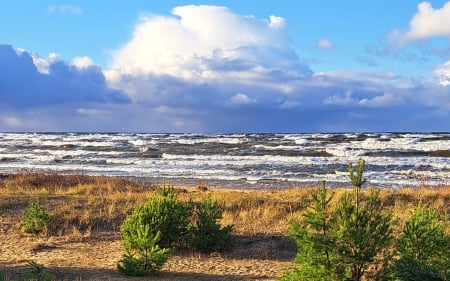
[0,261,54,281]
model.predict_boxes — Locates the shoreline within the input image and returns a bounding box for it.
[0,169,438,191]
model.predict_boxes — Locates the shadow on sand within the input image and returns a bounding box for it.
[1,266,267,281]
[225,234,296,261]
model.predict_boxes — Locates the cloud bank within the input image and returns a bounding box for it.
[1,5,449,132]
[0,44,130,131]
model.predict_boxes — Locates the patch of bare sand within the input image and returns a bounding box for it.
[0,223,295,281]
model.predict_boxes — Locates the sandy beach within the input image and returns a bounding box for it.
[0,173,301,280]
[0,227,294,280]
[1,173,448,280]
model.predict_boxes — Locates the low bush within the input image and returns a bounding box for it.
[390,205,450,280]
[118,183,192,276]
[117,183,237,275]
[118,225,171,276]
[120,183,192,248]
[188,194,233,253]
[22,198,54,234]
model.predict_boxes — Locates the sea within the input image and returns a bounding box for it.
[0,132,449,189]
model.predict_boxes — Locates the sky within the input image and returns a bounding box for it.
[1,1,450,132]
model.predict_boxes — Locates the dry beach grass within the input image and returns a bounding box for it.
[0,171,449,280]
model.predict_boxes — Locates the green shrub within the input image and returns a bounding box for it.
[333,183,393,280]
[391,205,450,280]
[118,226,171,276]
[118,183,191,276]
[188,194,233,253]
[120,183,192,248]
[282,160,394,281]
[280,181,337,281]
[22,198,54,234]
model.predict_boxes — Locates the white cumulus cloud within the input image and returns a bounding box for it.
[31,52,60,74]
[71,56,94,69]
[109,5,305,81]
[107,4,313,113]
[434,60,450,86]
[403,1,450,40]
[385,2,450,48]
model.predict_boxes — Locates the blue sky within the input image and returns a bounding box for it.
[1,1,450,132]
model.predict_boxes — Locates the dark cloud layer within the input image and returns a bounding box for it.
[110,68,450,133]
[0,44,129,108]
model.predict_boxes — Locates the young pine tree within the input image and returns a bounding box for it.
[120,183,192,248]
[118,183,191,276]
[391,205,450,281]
[333,159,393,281]
[280,181,338,281]
[118,224,171,276]
[281,160,394,281]
[188,194,233,253]
[22,198,54,234]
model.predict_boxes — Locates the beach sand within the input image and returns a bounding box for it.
[0,183,297,280]
[0,221,295,280]
[1,173,448,280]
